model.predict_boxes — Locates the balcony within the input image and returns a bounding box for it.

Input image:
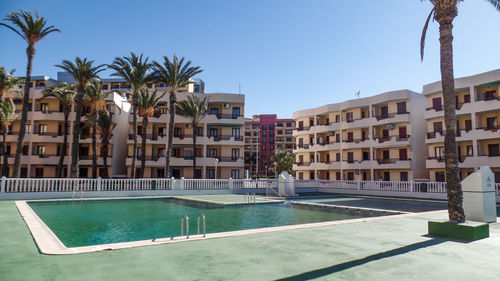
[341,138,371,149]
[374,158,411,169]
[373,135,410,144]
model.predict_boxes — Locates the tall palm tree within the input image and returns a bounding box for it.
[176,95,208,178]
[1,10,59,177]
[97,110,115,178]
[420,0,500,222]
[42,82,76,178]
[55,58,104,178]
[108,53,153,178]
[137,90,165,178]
[0,67,23,98]
[84,79,113,178]
[151,55,202,178]
[0,99,17,177]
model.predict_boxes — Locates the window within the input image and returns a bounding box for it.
[383,172,390,181]
[20,167,28,178]
[347,172,354,181]
[347,152,354,163]
[465,120,472,131]
[298,172,303,180]
[433,122,443,133]
[80,168,88,178]
[196,127,203,137]
[231,169,240,179]
[269,132,274,137]
[277,130,283,135]
[269,125,274,130]
[208,148,218,158]
[209,128,218,137]
[210,108,219,116]
[397,102,407,114]
[174,127,182,137]
[435,172,445,182]
[486,117,497,130]
[346,112,353,122]
[35,168,44,178]
[336,153,340,162]
[363,151,370,161]
[435,146,444,159]
[464,94,470,103]
[40,103,49,113]
[285,130,293,134]
[466,145,473,156]
[146,83,152,89]
[399,148,408,160]
[194,169,202,179]
[102,84,109,90]
[286,137,292,142]
[335,115,340,122]
[432,97,442,111]
[232,107,240,118]
[488,144,499,156]
[261,125,267,130]
[400,172,408,182]
[232,148,240,160]
[286,123,292,127]
[232,128,240,139]
[262,132,267,137]
[37,124,47,135]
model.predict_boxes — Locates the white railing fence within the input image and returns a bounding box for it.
[0,177,497,195]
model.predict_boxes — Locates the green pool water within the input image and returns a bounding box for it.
[28,198,388,247]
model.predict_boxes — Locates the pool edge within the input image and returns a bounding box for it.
[15,199,448,255]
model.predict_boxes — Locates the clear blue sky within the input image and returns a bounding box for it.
[1,0,499,118]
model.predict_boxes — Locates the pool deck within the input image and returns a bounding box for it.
[1,195,500,280]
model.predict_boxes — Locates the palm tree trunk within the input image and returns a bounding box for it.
[92,119,97,178]
[131,91,138,178]
[140,117,148,178]
[56,110,70,178]
[102,137,109,178]
[165,92,176,178]
[192,122,197,178]
[70,86,85,178]
[13,45,34,178]
[2,129,8,177]
[436,4,465,223]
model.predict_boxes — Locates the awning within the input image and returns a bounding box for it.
[478,81,500,87]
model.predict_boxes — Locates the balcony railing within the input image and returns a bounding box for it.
[374,135,410,143]
[426,106,443,112]
[210,113,243,120]
[294,144,310,150]
[34,109,62,114]
[33,131,64,137]
[342,138,369,143]
[477,92,500,102]
[210,135,243,141]
[296,126,311,131]
[376,158,411,164]
[476,126,500,132]
[428,155,469,163]
[372,111,409,121]
[427,131,445,139]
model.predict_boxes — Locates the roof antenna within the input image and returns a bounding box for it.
[239,83,241,94]
[355,90,360,99]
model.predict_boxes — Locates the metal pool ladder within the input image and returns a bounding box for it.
[197,213,206,237]
[181,214,189,239]
[244,193,256,204]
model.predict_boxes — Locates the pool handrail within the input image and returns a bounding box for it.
[181,214,189,239]
[197,213,206,237]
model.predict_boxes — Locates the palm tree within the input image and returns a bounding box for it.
[137,90,165,178]
[42,82,76,178]
[55,58,104,178]
[151,55,202,178]
[84,79,113,178]
[108,53,153,178]
[270,148,295,175]
[0,67,23,98]
[176,95,208,178]
[97,110,115,178]
[1,10,59,177]
[0,99,17,177]
[420,0,500,222]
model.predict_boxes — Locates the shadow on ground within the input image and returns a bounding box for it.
[275,238,446,281]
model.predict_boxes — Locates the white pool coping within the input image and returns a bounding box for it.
[15,199,447,255]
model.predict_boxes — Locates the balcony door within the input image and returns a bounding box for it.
[382,150,390,160]
[397,102,406,114]
[432,97,442,111]
[398,126,407,139]
[232,128,240,139]
[382,129,389,139]
[232,107,240,119]
[399,148,408,160]
[381,106,389,119]
[488,144,499,156]
[347,152,354,163]
[347,132,353,142]
[486,117,497,130]
[210,108,219,116]
[433,122,443,134]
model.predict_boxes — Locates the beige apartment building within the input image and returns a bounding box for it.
[4,74,117,178]
[424,69,500,183]
[124,85,245,179]
[293,90,428,181]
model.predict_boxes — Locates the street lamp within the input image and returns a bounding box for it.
[215,158,219,179]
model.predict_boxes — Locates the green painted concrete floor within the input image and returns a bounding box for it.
[1,196,500,281]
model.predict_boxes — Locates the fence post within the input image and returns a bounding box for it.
[170,177,175,190]
[180,177,185,190]
[1,176,5,193]
[410,180,414,193]
[229,178,233,190]
[357,180,361,190]
[97,177,102,192]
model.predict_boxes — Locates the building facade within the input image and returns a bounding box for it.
[292,90,428,181]
[3,74,117,178]
[244,114,295,177]
[424,69,500,183]
[125,89,245,179]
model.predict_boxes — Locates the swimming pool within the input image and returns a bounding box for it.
[27,198,393,248]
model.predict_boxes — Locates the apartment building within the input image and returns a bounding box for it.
[125,88,245,179]
[292,90,427,181]
[424,69,500,183]
[244,114,295,177]
[3,74,118,178]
